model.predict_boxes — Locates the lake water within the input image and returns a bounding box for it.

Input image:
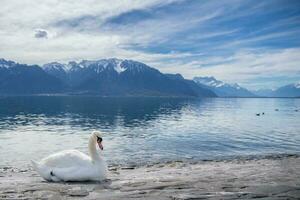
[0,96,299,168]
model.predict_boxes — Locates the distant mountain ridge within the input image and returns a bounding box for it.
[0,58,216,97]
[193,76,256,97]
[1,58,299,97]
[273,82,300,97]
[0,59,64,94]
[253,82,300,97]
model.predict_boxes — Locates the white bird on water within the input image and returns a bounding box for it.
[31,131,107,182]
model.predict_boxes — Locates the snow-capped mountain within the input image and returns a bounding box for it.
[193,76,255,97]
[42,58,216,97]
[45,59,211,96]
[0,59,63,94]
[43,58,136,75]
[0,58,216,97]
[272,82,300,97]
[43,58,157,88]
[43,59,150,87]
[0,58,16,68]
[252,82,300,97]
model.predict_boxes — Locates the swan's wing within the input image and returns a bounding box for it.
[51,166,97,182]
[40,150,91,168]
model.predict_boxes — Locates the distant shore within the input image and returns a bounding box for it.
[1,155,300,200]
[0,94,300,99]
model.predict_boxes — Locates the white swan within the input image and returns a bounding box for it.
[31,131,107,182]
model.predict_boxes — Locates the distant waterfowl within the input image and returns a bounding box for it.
[295,109,299,112]
[262,112,265,115]
[275,109,279,111]
[256,113,260,116]
[31,131,107,182]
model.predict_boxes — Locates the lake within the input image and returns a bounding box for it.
[0,96,299,168]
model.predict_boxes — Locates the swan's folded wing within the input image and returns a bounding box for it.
[51,166,97,182]
[40,150,91,168]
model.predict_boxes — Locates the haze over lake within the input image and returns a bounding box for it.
[0,96,299,168]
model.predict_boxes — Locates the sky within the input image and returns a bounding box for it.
[0,0,300,90]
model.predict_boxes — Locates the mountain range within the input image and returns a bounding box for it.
[0,58,299,97]
[193,76,300,97]
[193,76,255,97]
[252,83,300,97]
[0,58,216,97]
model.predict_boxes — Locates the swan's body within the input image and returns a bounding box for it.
[31,132,107,182]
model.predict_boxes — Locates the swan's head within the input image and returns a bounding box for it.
[92,131,104,150]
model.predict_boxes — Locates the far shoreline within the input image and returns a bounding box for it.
[0,93,299,98]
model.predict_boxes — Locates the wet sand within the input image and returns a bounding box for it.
[1,155,300,200]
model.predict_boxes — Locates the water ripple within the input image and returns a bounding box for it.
[0,96,299,167]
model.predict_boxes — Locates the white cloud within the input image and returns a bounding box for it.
[0,0,219,64]
[157,48,300,89]
[0,0,182,63]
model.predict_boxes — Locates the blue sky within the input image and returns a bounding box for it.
[0,0,300,89]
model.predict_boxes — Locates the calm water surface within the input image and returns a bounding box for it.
[0,96,299,167]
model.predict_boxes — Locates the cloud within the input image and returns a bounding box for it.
[157,48,300,89]
[34,29,48,39]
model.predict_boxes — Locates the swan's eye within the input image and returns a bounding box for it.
[97,137,102,142]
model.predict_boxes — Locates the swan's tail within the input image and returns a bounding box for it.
[31,160,39,171]
[31,160,45,178]
[31,160,56,181]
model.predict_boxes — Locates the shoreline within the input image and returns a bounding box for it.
[0,94,300,98]
[1,156,300,199]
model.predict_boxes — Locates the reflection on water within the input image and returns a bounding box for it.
[0,96,186,128]
[0,96,300,167]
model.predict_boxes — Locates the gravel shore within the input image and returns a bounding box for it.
[1,155,300,200]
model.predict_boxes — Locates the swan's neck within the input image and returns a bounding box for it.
[88,136,101,161]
